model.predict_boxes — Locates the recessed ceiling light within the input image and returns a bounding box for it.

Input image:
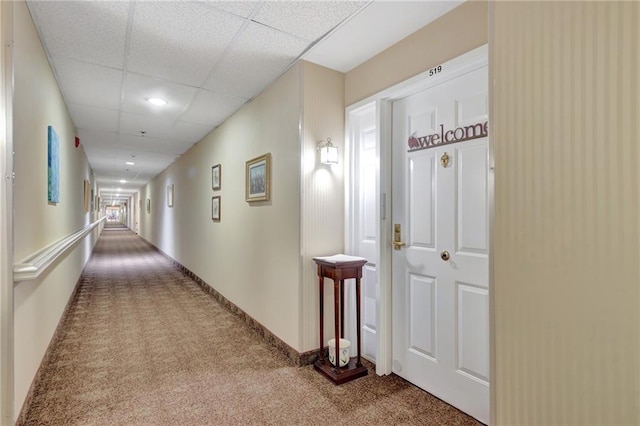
[147,97,167,106]
[119,179,126,183]
[125,161,135,165]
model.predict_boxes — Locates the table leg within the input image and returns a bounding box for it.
[339,280,345,338]
[334,279,340,371]
[318,274,324,362]
[356,276,362,367]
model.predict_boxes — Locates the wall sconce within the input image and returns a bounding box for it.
[317,137,338,165]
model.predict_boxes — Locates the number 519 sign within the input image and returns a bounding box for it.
[429,65,442,77]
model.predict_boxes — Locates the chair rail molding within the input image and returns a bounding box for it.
[13,217,106,282]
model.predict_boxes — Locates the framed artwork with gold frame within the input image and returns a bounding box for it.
[245,153,270,202]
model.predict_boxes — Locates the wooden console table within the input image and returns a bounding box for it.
[312,254,368,385]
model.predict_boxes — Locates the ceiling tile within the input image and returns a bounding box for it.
[28,1,129,68]
[94,146,177,185]
[165,121,214,144]
[164,139,200,155]
[98,179,136,193]
[203,22,307,99]
[117,133,164,147]
[127,1,245,86]
[203,1,260,18]
[121,73,198,119]
[83,147,121,182]
[83,145,117,162]
[302,1,463,73]
[117,134,186,156]
[253,1,366,41]
[114,149,177,168]
[88,151,140,184]
[54,60,123,110]
[76,129,118,147]
[180,89,247,127]
[119,111,174,139]
[68,104,119,133]
[112,150,177,179]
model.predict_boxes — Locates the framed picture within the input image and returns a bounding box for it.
[245,153,271,202]
[212,164,221,190]
[167,184,174,207]
[146,198,151,214]
[47,126,60,203]
[83,180,90,212]
[212,196,221,221]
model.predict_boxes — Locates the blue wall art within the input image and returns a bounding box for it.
[48,125,60,203]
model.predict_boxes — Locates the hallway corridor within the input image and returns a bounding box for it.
[19,224,480,425]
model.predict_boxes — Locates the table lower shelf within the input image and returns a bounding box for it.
[314,357,368,385]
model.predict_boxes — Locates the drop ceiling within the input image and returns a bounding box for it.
[26,0,462,204]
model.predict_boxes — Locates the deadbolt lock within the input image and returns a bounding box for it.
[440,250,450,261]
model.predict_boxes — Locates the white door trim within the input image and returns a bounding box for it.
[1,1,15,423]
[344,101,379,368]
[375,97,392,375]
[346,44,490,377]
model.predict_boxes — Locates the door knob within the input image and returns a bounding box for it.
[440,250,450,261]
[392,241,406,250]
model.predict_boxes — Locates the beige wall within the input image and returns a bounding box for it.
[139,61,347,353]
[299,61,345,351]
[491,1,639,424]
[345,0,487,106]
[12,1,98,419]
[139,63,304,349]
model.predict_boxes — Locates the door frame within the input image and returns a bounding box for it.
[345,45,492,384]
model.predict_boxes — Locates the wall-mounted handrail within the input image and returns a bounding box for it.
[13,216,106,282]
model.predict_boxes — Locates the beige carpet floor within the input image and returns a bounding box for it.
[19,223,482,425]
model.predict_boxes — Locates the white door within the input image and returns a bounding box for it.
[391,65,489,423]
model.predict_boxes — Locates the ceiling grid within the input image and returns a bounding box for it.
[26,0,459,203]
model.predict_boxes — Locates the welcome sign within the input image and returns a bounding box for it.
[407,121,488,152]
